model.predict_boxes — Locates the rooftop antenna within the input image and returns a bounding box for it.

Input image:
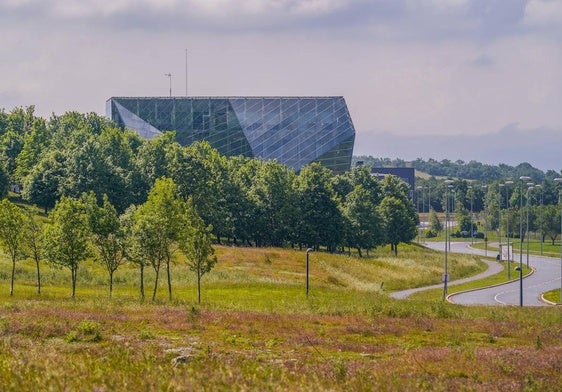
[164,73,172,97]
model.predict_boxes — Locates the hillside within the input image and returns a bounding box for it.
[1,245,562,390]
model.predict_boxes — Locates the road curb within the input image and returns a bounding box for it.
[446,267,535,304]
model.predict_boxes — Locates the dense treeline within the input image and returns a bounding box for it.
[353,156,561,182]
[0,106,418,258]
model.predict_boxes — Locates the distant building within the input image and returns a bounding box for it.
[106,96,356,173]
[369,167,415,198]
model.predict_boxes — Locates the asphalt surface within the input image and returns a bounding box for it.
[393,241,562,306]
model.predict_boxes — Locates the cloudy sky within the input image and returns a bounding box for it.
[1,0,561,168]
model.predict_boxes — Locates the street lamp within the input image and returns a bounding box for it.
[306,248,313,297]
[526,184,534,268]
[468,185,474,244]
[518,176,531,306]
[498,184,504,262]
[504,180,514,279]
[482,185,488,256]
[535,184,543,256]
[554,178,562,304]
[443,179,454,300]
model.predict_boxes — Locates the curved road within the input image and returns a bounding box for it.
[398,242,561,306]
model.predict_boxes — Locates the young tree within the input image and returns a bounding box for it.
[133,178,183,301]
[42,196,91,298]
[378,196,418,256]
[179,198,217,304]
[84,193,126,297]
[343,185,384,257]
[121,205,149,301]
[429,209,443,232]
[0,199,28,295]
[24,209,44,294]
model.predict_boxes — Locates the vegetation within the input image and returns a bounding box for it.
[0,107,418,256]
[0,244,561,390]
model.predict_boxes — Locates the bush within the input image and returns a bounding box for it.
[425,229,437,238]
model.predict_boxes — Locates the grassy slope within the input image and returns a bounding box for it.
[1,244,561,390]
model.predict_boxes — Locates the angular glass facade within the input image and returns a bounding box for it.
[106,97,356,173]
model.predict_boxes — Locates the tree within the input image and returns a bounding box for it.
[121,205,150,301]
[24,209,44,294]
[179,198,217,303]
[84,193,125,297]
[0,199,28,295]
[42,196,91,298]
[429,209,443,232]
[0,164,8,199]
[295,163,344,252]
[378,196,418,256]
[343,185,384,256]
[133,178,183,301]
[21,150,65,213]
[542,204,560,245]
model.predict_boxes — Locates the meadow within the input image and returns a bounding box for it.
[0,244,561,391]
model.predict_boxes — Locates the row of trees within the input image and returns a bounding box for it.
[0,178,216,301]
[354,156,557,182]
[0,107,419,256]
[425,186,562,245]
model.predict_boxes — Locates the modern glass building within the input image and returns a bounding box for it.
[106,96,356,173]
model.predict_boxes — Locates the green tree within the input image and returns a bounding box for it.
[178,197,217,304]
[0,199,28,295]
[429,209,443,232]
[542,204,560,245]
[42,196,91,298]
[133,178,183,301]
[343,185,384,257]
[0,164,8,199]
[249,160,298,247]
[295,163,344,252]
[378,196,418,256]
[21,151,65,213]
[84,193,126,297]
[121,205,150,300]
[24,209,44,294]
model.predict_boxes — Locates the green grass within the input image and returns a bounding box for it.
[1,244,561,390]
[542,289,561,304]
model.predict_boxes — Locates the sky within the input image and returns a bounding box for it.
[1,0,561,169]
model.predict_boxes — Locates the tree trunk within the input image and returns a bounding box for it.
[139,265,145,301]
[357,248,362,258]
[152,266,160,302]
[10,257,16,296]
[166,261,172,301]
[35,257,41,294]
[109,270,114,298]
[394,243,398,256]
[71,267,77,299]
[197,268,201,304]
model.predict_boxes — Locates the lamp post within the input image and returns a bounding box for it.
[535,184,543,256]
[554,178,562,304]
[498,184,504,262]
[468,185,474,244]
[526,184,534,268]
[505,180,514,279]
[482,185,488,256]
[306,248,313,297]
[518,176,531,306]
[443,179,454,300]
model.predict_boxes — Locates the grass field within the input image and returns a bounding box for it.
[1,244,561,391]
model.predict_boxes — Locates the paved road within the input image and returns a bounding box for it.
[396,242,561,306]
